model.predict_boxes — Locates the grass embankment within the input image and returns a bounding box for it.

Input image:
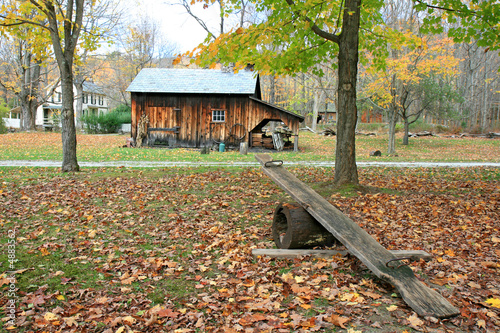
[1,167,499,332]
[0,131,499,162]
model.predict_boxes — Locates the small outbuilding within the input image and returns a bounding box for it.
[126,68,304,150]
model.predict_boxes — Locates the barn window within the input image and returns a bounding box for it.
[212,110,226,122]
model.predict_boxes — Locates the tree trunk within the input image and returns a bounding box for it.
[28,60,41,130]
[403,117,409,145]
[334,0,360,185]
[387,105,397,154]
[59,55,80,172]
[74,77,84,129]
[43,0,84,172]
[312,89,323,132]
[20,50,32,131]
[60,61,80,172]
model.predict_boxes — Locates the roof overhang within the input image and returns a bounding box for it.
[249,97,305,123]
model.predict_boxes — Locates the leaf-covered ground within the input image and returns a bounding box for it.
[0,132,499,163]
[1,167,499,332]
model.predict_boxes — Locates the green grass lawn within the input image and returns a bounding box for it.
[0,131,499,163]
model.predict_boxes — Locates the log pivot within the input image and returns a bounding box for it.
[273,202,337,249]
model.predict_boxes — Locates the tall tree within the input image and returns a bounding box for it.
[0,5,53,131]
[364,36,459,147]
[1,0,113,172]
[193,0,385,186]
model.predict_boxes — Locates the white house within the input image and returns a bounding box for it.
[36,81,109,129]
[2,106,21,129]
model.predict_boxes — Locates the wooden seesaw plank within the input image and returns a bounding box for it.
[255,154,459,318]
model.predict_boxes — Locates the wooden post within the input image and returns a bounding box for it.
[293,135,299,152]
[239,142,248,155]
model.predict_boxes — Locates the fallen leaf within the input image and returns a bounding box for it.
[407,313,423,328]
[157,308,180,319]
[63,316,78,327]
[122,316,136,325]
[359,291,382,299]
[485,298,500,308]
[480,261,499,269]
[468,281,481,289]
[387,305,398,312]
[327,314,349,328]
[44,312,58,321]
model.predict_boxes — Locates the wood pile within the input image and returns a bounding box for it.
[135,114,149,148]
[409,131,435,137]
[275,126,293,135]
[458,132,500,138]
[356,131,377,136]
[319,128,336,136]
[252,133,275,149]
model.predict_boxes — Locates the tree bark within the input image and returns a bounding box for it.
[334,0,361,185]
[60,62,79,172]
[74,76,84,129]
[387,105,397,154]
[20,53,40,131]
[403,117,409,145]
[43,0,83,172]
[312,89,321,132]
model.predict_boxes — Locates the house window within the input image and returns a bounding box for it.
[83,93,88,104]
[57,92,62,102]
[98,95,104,106]
[90,94,95,105]
[212,110,226,122]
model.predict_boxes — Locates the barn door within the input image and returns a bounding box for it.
[149,107,182,146]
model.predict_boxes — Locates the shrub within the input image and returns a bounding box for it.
[0,117,7,134]
[81,114,100,134]
[0,99,9,134]
[112,104,131,114]
[81,112,123,134]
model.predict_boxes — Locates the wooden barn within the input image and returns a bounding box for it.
[126,68,304,150]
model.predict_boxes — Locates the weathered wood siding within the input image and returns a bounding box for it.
[131,92,301,148]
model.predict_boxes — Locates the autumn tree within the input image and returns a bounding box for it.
[74,0,120,128]
[0,4,54,131]
[413,0,500,132]
[1,0,114,172]
[193,0,386,186]
[97,12,178,109]
[364,36,459,148]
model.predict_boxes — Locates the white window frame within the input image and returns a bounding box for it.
[212,109,226,123]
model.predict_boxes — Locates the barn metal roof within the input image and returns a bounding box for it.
[126,68,258,94]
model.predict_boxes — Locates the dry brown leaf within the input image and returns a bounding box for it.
[326,314,349,328]
[408,313,424,329]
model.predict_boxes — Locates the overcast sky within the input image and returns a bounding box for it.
[123,0,221,53]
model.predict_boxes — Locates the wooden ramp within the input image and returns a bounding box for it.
[255,154,459,318]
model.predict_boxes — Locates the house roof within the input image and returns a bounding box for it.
[83,81,105,95]
[126,68,258,94]
[249,97,305,122]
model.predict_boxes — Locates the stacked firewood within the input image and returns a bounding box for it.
[136,114,149,148]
